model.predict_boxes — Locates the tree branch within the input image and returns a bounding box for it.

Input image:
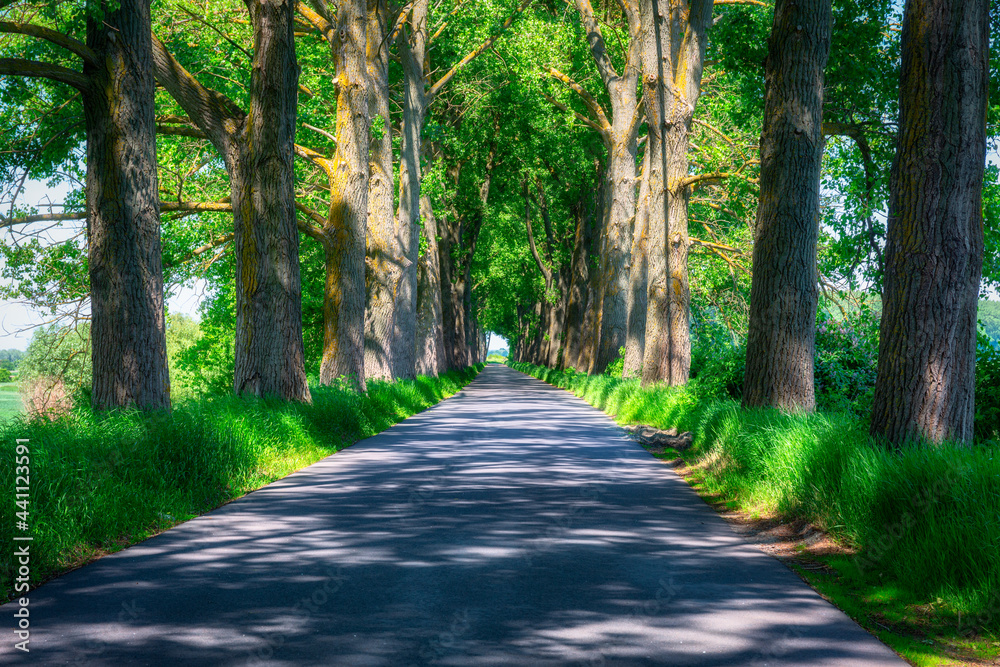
[296,1,335,48]
[0,58,88,91]
[428,0,533,99]
[713,0,771,6]
[541,92,606,135]
[293,143,335,178]
[0,22,99,68]
[676,171,733,191]
[545,66,612,135]
[524,184,552,284]
[151,35,245,153]
[574,0,619,86]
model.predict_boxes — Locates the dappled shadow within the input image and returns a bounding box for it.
[1,366,903,665]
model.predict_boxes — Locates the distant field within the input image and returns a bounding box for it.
[0,383,22,422]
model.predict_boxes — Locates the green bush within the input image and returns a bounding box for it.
[0,368,11,383]
[813,304,879,414]
[976,329,1000,442]
[0,364,483,601]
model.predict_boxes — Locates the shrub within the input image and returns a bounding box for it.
[976,328,1000,441]
[813,303,879,414]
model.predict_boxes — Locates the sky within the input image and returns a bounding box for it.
[0,179,205,351]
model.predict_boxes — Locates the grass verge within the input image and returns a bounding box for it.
[1,364,483,602]
[509,360,1000,666]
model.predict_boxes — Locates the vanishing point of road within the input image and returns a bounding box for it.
[2,364,904,665]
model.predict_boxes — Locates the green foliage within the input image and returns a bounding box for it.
[976,329,1000,442]
[814,302,880,414]
[604,347,625,377]
[0,364,484,602]
[510,360,1000,635]
[17,324,91,396]
[0,349,25,368]
[980,299,1000,342]
[0,369,11,383]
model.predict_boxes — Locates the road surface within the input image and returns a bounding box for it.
[1,364,904,665]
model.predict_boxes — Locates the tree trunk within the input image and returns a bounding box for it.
[576,170,608,373]
[151,4,310,403]
[869,0,987,445]
[84,0,170,410]
[562,202,593,370]
[594,122,638,373]
[573,0,641,375]
[320,0,370,390]
[415,194,447,375]
[394,0,428,380]
[743,0,832,412]
[363,0,398,382]
[438,213,465,370]
[640,0,711,386]
[623,145,650,377]
[232,0,310,401]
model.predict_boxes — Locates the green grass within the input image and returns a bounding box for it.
[0,382,23,423]
[0,364,483,601]
[510,360,1000,664]
[485,354,508,363]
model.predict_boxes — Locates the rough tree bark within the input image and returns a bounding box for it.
[869,0,988,445]
[415,193,447,375]
[363,0,398,382]
[151,0,310,402]
[742,0,832,412]
[558,0,642,374]
[623,144,650,377]
[639,0,712,386]
[394,0,428,379]
[561,199,594,370]
[1,3,173,409]
[319,0,370,389]
[84,0,170,410]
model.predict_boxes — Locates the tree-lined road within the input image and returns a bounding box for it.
[1,365,903,665]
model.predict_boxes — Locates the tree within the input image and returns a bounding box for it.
[152,0,312,401]
[869,0,988,445]
[639,0,713,386]
[742,0,833,412]
[1,0,171,410]
[550,0,641,374]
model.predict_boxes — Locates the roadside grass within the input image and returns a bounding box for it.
[0,382,22,423]
[509,361,1000,665]
[0,364,483,602]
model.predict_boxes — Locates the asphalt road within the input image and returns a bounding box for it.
[1,364,905,666]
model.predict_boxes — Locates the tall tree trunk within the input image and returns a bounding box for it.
[623,145,650,377]
[415,194,447,375]
[562,201,593,370]
[594,122,639,373]
[363,0,398,382]
[640,0,711,386]
[233,0,310,401]
[394,0,428,380]
[576,170,608,372]
[870,0,987,445]
[151,2,310,403]
[572,0,641,375]
[438,213,465,370]
[84,0,170,410]
[321,0,370,389]
[743,0,832,412]
[547,271,569,368]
